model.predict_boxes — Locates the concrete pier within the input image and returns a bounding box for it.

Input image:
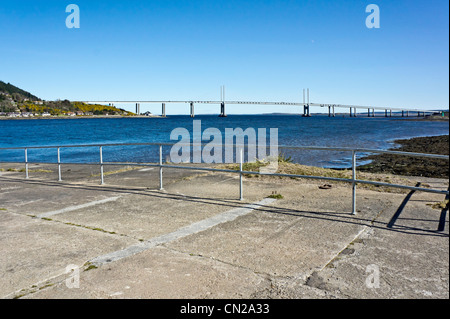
[135,103,140,115]
[190,102,194,118]
[303,104,310,117]
[219,102,227,117]
[0,164,448,299]
[328,106,335,117]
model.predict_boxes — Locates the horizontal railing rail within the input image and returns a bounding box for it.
[0,142,449,159]
[0,143,448,215]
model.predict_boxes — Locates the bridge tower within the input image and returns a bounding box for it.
[219,85,227,117]
[302,88,311,117]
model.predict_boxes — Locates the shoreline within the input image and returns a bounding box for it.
[1,112,448,120]
[358,135,449,178]
[0,115,162,120]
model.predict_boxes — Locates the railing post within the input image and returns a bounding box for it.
[239,147,244,201]
[352,150,357,215]
[159,144,163,190]
[57,147,62,182]
[99,146,104,185]
[25,148,29,179]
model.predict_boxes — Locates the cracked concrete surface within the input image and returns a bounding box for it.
[0,164,448,299]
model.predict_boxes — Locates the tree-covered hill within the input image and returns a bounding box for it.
[0,81,134,116]
[0,81,41,101]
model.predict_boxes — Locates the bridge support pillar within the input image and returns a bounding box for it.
[332,106,335,117]
[402,110,404,117]
[190,102,194,118]
[350,107,353,117]
[385,110,388,117]
[162,103,166,117]
[390,110,392,117]
[303,105,310,117]
[219,102,227,117]
[136,103,140,115]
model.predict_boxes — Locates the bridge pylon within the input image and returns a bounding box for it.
[302,88,311,117]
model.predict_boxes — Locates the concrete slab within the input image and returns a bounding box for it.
[25,246,271,299]
[0,178,125,216]
[0,211,136,298]
[165,184,392,279]
[313,191,449,299]
[0,165,448,299]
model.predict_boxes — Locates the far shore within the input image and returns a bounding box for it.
[0,115,162,120]
[1,112,448,120]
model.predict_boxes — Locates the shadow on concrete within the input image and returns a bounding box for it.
[1,176,448,238]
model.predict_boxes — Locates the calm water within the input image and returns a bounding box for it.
[0,115,448,168]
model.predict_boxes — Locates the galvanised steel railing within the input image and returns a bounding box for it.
[0,143,448,215]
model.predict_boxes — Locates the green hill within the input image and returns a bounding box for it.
[0,81,40,101]
[0,81,134,116]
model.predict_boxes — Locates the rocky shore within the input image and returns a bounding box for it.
[359,135,449,178]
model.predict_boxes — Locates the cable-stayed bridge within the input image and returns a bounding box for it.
[85,89,439,118]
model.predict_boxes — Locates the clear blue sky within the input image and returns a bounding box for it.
[0,0,448,114]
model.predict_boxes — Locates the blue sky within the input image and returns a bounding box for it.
[0,0,448,114]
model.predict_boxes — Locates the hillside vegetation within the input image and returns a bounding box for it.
[0,80,133,116]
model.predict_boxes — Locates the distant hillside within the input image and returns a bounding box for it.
[0,81,134,116]
[0,81,40,101]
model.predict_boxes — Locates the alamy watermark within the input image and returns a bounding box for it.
[366,4,380,29]
[365,264,380,289]
[169,120,279,173]
[65,264,80,289]
[65,4,378,30]
[66,4,80,29]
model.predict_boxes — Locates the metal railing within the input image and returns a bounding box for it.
[0,143,448,215]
